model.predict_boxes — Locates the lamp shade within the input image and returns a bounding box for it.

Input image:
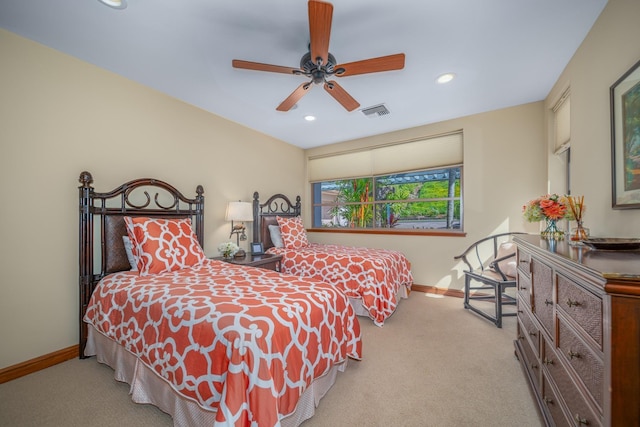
[225,201,253,222]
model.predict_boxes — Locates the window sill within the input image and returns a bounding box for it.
[306,228,466,237]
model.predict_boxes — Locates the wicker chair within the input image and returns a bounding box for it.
[454,232,527,327]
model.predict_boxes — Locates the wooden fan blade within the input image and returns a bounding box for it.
[324,81,360,112]
[308,0,333,66]
[232,59,300,75]
[336,53,405,77]
[277,83,312,112]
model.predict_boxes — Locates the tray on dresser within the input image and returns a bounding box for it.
[582,238,640,251]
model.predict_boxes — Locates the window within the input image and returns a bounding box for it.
[553,89,571,153]
[308,132,463,233]
[311,167,462,231]
[552,88,571,194]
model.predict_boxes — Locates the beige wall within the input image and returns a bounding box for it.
[546,0,640,235]
[305,102,547,290]
[0,30,305,369]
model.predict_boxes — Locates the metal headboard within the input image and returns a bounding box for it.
[252,191,301,250]
[78,171,204,357]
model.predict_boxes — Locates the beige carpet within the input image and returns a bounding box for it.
[0,293,542,426]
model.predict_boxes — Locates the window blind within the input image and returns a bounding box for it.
[308,132,463,182]
[307,151,372,182]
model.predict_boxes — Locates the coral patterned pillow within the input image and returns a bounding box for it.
[276,216,309,249]
[123,217,206,276]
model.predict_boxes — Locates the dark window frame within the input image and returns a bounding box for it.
[310,166,464,236]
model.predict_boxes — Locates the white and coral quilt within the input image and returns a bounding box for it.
[266,243,413,326]
[84,259,362,427]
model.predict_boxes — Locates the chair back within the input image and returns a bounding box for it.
[454,232,527,274]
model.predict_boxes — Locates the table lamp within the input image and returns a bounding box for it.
[225,201,253,258]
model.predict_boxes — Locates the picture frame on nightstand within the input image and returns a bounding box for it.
[251,242,264,256]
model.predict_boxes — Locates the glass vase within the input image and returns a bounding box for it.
[569,221,589,245]
[541,219,564,240]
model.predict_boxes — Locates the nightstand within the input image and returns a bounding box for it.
[212,253,282,272]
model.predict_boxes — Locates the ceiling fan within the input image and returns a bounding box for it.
[232,0,405,112]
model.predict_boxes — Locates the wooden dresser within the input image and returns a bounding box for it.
[513,235,640,427]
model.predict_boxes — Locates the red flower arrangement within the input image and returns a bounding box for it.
[523,194,576,239]
[522,194,573,222]
[538,197,567,220]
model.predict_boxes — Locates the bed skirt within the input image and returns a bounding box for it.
[349,282,410,319]
[85,325,347,427]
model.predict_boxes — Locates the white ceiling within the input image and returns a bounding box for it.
[0,0,607,149]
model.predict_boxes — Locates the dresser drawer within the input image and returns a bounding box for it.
[517,248,531,278]
[543,336,602,427]
[518,296,540,355]
[557,317,604,409]
[517,271,532,308]
[518,317,541,391]
[542,371,571,427]
[531,258,554,337]
[556,273,603,348]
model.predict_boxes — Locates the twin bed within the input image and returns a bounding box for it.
[252,192,414,326]
[78,173,362,427]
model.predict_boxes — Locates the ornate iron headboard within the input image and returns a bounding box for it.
[252,192,301,250]
[78,171,204,357]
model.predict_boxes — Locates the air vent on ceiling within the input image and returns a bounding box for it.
[361,104,390,118]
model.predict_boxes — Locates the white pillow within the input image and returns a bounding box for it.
[492,242,517,278]
[122,235,138,271]
[268,224,284,248]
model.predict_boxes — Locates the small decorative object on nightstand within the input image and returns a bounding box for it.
[226,201,253,258]
[251,242,264,256]
[218,241,239,260]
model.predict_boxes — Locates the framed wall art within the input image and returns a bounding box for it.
[611,58,640,209]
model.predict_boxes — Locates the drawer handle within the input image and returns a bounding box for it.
[566,299,581,308]
[530,362,538,369]
[543,358,554,365]
[568,350,581,360]
[544,299,553,306]
[528,330,537,337]
[574,413,589,425]
[543,396,554,404]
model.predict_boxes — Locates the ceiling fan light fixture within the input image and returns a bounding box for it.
[98,0,127,9]
[436,73,456,84]
[232,0,405,112]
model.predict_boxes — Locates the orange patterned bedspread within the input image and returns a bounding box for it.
[84,259,362,427]
[266,243,413,326]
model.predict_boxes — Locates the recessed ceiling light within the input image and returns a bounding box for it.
[98,0,127,9]
[304,115,316,122]
[436,73,456,84]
